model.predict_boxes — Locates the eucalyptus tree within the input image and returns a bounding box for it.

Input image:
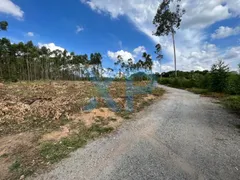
[155,44,163,78]
[114,55,132,77]
[51,49,63,80]
[106,68,114,78]
[39,46,50,80]
[25,41,36,81]
[78,54,89,78]
[142,52,153,72]
[0,38,11,80]
[90,53,102,78]
[0,37,110,81]
[153,0,185,77]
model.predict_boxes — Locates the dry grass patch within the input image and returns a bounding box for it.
[0,81,164,179]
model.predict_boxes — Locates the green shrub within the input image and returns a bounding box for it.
[158,77,196,89]
[158,77,171,85]
[210,60,229,92]
[130,72,150,81]
[188,88,209,94]
[226,74,240,95]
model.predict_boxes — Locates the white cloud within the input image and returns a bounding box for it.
[108,50,134,62]
[211,26,240,39]
[26,32,34,37]
[108,45,147,63]
[181,0,230,29]
[226,0,240,16]
[38,43,65,52]
[133,46,146,56]
[76,26,84,34]
[0,0,24,19]
[223,46,240,70]
[81,0,240,71]
[152,61,173,73]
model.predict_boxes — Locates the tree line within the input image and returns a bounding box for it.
[115,52,153,77]
[0,38,105,81]
[0,37,155,82]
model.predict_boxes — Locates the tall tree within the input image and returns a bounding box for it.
[153,0,185,77]
[0,37,107,81]
[142,52,153,72]
[155,44,163,78]
[90,53,102,78]
[0,21,8,31]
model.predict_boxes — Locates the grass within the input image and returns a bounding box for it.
[151,88,165,97]
[8,157,37,179]
[116,111,132,119]
[40,123,114,164]
[187,88,209,95]
[187,88,240,115]
[9,160,21,172]
[221,96,240,114]
[40,135,87,164]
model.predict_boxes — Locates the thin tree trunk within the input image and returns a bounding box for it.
[159,59,162,79]
[26,57,30,81]
[172,31,177,77]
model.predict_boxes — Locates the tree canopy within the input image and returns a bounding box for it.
[0,38,104,81]
[0,21,8,31]
[153,0,185,35]
[114,52,153,78]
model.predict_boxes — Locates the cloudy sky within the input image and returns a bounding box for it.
[0,0,239,72]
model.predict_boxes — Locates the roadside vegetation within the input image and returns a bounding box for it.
[158,61,240,114]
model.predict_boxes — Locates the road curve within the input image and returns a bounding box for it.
[34,86,240,180]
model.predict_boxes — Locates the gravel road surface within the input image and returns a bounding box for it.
[34,86,240,180]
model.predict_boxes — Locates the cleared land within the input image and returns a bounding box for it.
[34,85,240,180]
[0,81,164,180]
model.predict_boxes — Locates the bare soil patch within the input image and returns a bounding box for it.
[0,81,164,179]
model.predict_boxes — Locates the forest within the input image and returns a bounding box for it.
[0,37,155,82]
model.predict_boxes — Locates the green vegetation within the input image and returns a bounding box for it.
[40,122,114,164]
[130,72,150,81]
[9,160,21,172]
[0,37,156,82]
[0,21,8,31]
[0,37,104,82]
[158,61,240,113]
[221,96,240,114]
[187,88,210,95]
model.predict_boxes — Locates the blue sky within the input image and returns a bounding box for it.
[0,0,240,72]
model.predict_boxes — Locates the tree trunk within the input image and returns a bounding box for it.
[26,57,30,81]
[172,31,177,77]
[159,59,162,79]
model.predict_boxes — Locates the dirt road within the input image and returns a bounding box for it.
[34,86,240,180]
